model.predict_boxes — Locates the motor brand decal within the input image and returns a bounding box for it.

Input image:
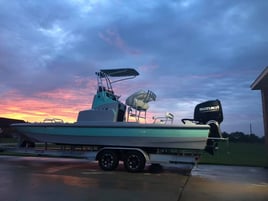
[199,105,220,112]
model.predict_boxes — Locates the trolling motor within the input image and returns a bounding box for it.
[182,99,224,154]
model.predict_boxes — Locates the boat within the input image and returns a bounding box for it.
[11,68,223,152]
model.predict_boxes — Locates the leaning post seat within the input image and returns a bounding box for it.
[125,90,156,122]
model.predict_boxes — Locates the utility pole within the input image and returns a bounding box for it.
[250,122,252,135]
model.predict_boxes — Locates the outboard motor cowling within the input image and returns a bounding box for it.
[194,99,223,125]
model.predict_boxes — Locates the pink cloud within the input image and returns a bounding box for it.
[0,88,93,123]
[187,73,226,80]
[138,63,158,73]
[99,29,141,55]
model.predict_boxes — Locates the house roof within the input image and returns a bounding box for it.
[251,66,268,90]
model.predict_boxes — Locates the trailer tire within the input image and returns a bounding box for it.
[124,151,145,172]
[98,150,119,171]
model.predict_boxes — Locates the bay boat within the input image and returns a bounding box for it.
[11,68,223,153]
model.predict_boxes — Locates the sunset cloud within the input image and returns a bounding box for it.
[0,82,95,123]
[99,29,141,55]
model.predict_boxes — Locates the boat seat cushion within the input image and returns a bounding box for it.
[126,90,156,110]
[77,109,117,122]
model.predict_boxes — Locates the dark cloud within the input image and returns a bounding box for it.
[0,0,267,135]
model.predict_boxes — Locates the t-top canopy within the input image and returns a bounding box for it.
[100,68,139,77]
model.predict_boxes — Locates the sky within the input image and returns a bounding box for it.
[0,0,267,136]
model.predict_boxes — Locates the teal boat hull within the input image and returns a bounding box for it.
[12,122,210,150]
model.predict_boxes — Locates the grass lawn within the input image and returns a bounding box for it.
[200,142,268,167]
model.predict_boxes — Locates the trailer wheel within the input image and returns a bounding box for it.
[98,150,119,171]
[124,151,145,172]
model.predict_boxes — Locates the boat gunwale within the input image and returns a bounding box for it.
[11,122,210,130]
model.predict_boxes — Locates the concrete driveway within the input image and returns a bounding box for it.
[0,156,267,201]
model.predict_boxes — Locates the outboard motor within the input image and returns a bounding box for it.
[193,99,223,126]
[182,99,224,154]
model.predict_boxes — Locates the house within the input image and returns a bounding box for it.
[251,67,268,146]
